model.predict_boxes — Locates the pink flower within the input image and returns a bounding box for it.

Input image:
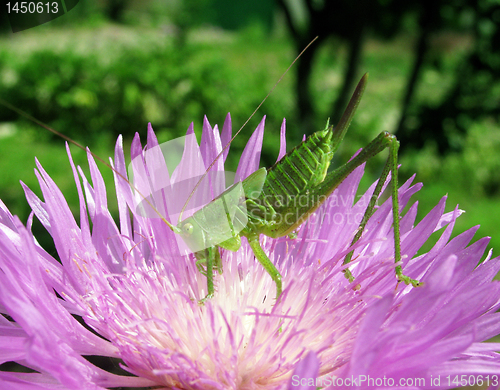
[1,114,499,390]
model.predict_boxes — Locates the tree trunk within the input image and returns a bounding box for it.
[295,41,318,142]
[331,27,364,125]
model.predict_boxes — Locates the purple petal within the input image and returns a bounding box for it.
[236,116,265,179]
[221,113,232,162]
[277,118,287,162]
[288,351,320,390]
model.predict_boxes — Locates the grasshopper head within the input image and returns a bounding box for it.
[177,216,206,253]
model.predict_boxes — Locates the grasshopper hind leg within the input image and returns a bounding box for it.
[342,132,422,288]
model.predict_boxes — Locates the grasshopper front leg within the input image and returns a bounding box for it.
[195,246,221,301]
[195,247,223,276]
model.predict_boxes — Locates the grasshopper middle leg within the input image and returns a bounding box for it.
[247,234,283,300]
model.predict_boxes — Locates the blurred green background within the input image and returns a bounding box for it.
[0,0,499,261]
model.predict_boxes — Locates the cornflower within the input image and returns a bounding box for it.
[1,114,500,390]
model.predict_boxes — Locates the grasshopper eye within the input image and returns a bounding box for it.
[182,223,194,235]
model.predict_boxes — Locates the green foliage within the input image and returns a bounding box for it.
[0,40,288,150]
[402,119,500,198]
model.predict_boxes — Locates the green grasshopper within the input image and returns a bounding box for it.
[169,74,422,301]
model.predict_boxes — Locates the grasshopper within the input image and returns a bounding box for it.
[1,74,421,304]
[165,74,422,302]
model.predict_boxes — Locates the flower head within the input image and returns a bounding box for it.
[1,114,500,389]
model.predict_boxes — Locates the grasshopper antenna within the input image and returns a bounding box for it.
[178,36,319,222]
[0,98,181,233]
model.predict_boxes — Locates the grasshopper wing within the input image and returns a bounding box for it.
[242,167,267,199]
